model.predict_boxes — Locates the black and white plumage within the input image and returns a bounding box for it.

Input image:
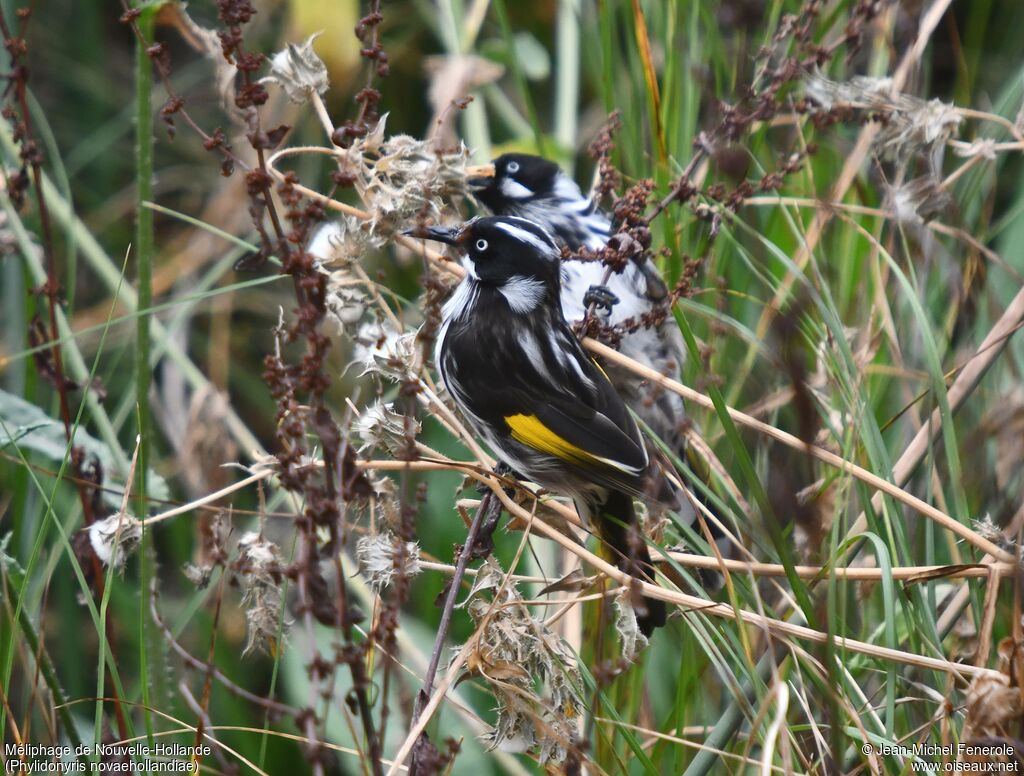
[418,215,667,635]
[469,154,697,523]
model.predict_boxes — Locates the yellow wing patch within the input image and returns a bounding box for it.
[505,413,595,465]
[504,413,640,475]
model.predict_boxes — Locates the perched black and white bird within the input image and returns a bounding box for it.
[468,154,702,526]
[416,215,667,635]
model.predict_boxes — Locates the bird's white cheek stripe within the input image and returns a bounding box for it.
[498,275,546,314]
[462,256,480,280]
[501,178,535,199]
[493,221,558,258]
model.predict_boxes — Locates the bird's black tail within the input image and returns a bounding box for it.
[645,443,732,593]
[596,490,667,636]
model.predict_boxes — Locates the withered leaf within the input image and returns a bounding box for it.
[539,569,598,596]
[902,564,986,586]
[483,660,532,683]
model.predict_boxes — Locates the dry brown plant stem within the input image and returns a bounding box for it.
[483,480,999,682]
[407,493,499,775]
[841,279,1024,542]
[150,585,296,717]
[142,480,1008,581]
[385,473,999,776]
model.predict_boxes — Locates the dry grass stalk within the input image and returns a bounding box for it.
[480,478,1002,682]
[584,339,1014,563]
[750,0,956,346]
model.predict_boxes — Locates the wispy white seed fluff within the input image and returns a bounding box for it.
[460,557,584,765]
[805,71,962,169]
[613,587,649,662]
[261,33,329,104]
[356,533,422,591]
[87,513,142,570]
[352,321,418,382]
[354,401,420,456]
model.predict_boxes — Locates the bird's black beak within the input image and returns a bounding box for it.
[402,225,462,245]
[465,162,496,191]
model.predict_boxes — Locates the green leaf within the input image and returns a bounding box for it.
[513,32,551,80]
[480,33,551,81]
[0,389,168,509]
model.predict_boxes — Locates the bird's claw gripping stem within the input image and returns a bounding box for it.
[584,284,620,314]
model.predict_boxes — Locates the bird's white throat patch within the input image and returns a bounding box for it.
[498,275,547,313]
[500,178,535,199]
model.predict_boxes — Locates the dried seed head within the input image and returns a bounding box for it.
[324,280,367,335]
[236,532,285,656]
[238,531,278,568]
[972,514,1002,543]
[884,176,952,225]
[182,562,213,590]
[964,675,1024,736]
[352,320,418,383]
[308,218,370,268]
[457,557,583,765]
[87,513,142,571]
[962,641,1024,744]
[613,587,649,661]
[355,532,422,591]
[315,237,369,335]
[370,476,402,528]
[334,116,472,243]
[805,72,893,111]
[261,33,329,105]
[805,71,961,169]
[354,401,419,457]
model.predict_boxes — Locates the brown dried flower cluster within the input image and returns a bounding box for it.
[458,558,583,765]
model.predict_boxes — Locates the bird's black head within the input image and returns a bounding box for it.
[409,216,562,309]
[468,153,563,213]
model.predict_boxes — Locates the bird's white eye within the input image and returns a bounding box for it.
[475,238,488,251]
[506,161,520,174]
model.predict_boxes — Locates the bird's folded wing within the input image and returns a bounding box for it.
[442,321,648,494]
[504,401,647,481]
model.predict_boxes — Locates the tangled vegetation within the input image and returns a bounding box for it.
[3,1,1024,774]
